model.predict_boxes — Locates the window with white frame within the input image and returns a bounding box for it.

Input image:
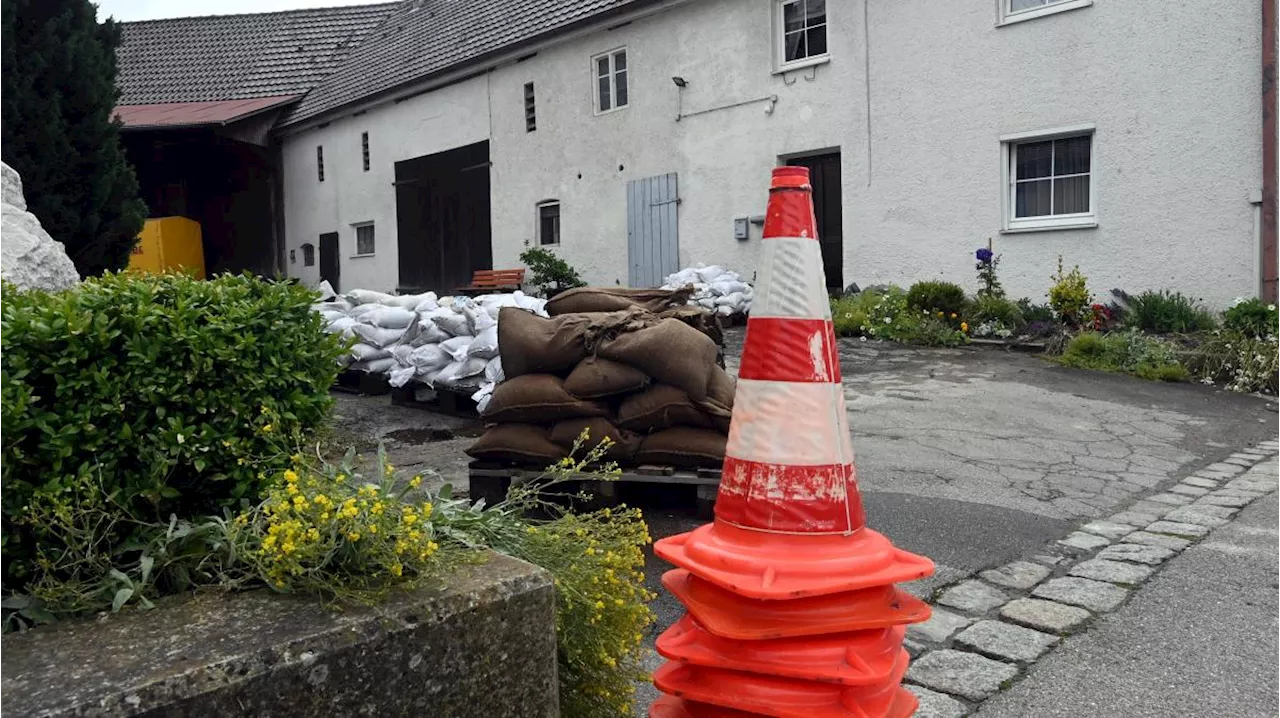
[1000,0,1092,25]
[776,0,828,68]
[593,48,628,113]
[354,223,375,256]
[537,201,560,246]
[1003,129,1095,231]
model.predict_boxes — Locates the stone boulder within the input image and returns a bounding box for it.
[1,162,80,291]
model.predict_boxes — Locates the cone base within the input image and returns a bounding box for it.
[650,692,918,718]
[655,521,934,600]
[662,569,931,640]
[652,655,912,718]
[656,615,907,685]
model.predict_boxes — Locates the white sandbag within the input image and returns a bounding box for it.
[433,357,487,388]
[484,356,505,384]
[715,305,735,316]
[464,303,496,334]
[346,288,397,306]
[710,280,749,296]
[467,325,499,360]
[316,280,337,301]
[440,335,473,363]
[471,382,495,404]
[362,306,415,329]
[352,356,398,374]
[697,297,717,310]
[414,293,440,312]
[513,292,549,316]
[391,344,415,365]
[388,366,417,388]
[695,265,727,283]
[476,393,493,414]
[416,367,443,385]
[477,293,520,319]
[409,320,452,346]
[319,309,347,324]
[426,307,472,337]
[715,292,746,308]
[352,323,407,348]
[409,344,451,371]
[347,304,379,319]
[326,316,357,334]
[351,343,391,362]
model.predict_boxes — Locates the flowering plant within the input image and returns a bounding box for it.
[974,244,1005,300]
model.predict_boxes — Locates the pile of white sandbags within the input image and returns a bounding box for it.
[661,263,753,316]
[310,281,548,396]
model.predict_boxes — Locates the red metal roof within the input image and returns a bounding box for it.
[114,95,299,129]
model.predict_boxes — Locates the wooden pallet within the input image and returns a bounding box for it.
[390,382,480,417]
[468,461,720,518]
[332,369,391,396]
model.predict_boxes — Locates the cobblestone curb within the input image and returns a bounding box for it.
[904,440,1278,717]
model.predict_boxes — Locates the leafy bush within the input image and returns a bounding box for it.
[830,294,870,337]
[906,280,967,316]
[1122,290,1217,334]
[520,245,586,298]
[1048,257,1092,327]
[1017,298,1056,324]
[1187,331,1279,395]
[1223,298,1279,339]
[1,273,346,591]
[1058,330,1188,382]
[969,295,1024,329]
[830,288,968,346]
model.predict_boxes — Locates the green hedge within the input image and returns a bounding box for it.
[1,273,346,589]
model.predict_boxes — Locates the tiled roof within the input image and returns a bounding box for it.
[116,3,399,106]
[280,0,653,127]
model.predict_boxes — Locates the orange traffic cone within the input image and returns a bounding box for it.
[649,166,934,718]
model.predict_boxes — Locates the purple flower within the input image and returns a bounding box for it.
[976,248,994,263]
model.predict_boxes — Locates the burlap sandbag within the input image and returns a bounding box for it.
[617,384,716,432]
[546,286,692,316]
[482,374,610,423]
[696,365,735,417]
[635,428,727,469]
[563,356,650,399]
[598,318,718,401]
[497,307,593,378]
[466,424,566,464]
[660,306,725,349]
[549,417,642,462]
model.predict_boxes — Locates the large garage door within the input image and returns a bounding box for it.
[394,141,492,294]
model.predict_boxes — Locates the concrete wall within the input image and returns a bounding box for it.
[282,0,1262,308]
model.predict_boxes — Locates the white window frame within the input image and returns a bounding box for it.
[536,200,561,246]
[1000,124,1097,234]
[591,47,628,115]
[352,222,376,257]
[998,0,1093,27]
[773,0,831,74]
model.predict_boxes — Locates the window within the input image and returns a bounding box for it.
[301,243,315,267]
[537,201,560,246]
[999,0,1092,25]
[354,223,375,256]
[316,146,324,182]
[1002,127,1095,232]
[776,0,828,69]
[593,48,628,113]
[361,132,370,171]
[524,82,537,132]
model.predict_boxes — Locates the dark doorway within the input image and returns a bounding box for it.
[319,232,340,292]
[394,141,493,294]
[786,152,843,291]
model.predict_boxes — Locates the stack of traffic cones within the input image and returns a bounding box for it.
[650,166,935,718]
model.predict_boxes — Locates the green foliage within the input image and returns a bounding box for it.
[968,295,1024,329]
[1223,298,1279,339]
[906,280,967,316]
[520,245,586,298]
[1048,257,1092,327]
[830,288,967,346]
[1,273,346,591]
[1016,298,1056,324]
[1187,331,1279,395]
[1,0,147,276]
[974,245,1005,300]
[830,294,870,337]
[1058,330,1188,382]
[1123,290,1217,334]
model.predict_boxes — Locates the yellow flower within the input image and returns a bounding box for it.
[283,469,299,484]
[950,312,957,319]
[262,535,277,549]
[371,502,384,515]
[384,463,395,476]
[260,405,269,415]
[261,423,274,433]
[409,475,423,489]
[319,512,330,521]
[290,453,302,465]
[314,494,330,506]
[936,311,944,317]
[306,528,320,541]
[960,322,969,332]
[390,563,403,577]
[347,531,361,541]
[595,600,605,609]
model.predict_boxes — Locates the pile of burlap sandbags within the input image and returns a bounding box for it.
[311,282,548,391]
[466,287,734,471]
[662,263,753,316]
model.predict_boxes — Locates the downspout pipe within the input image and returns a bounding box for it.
[1262,0,1277,302]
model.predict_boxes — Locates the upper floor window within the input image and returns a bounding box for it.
[777,0,827,69]
[1002,127,1096,232]
[1000,0,1092,26]
[537,201,560,246]
[593,48,628,113]
[354,222,375,256]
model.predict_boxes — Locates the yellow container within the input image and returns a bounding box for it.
[129,216,206,279]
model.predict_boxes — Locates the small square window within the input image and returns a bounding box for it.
[537,202,560,246]
[1002,128,1096,232]
[592,48,628,114]
[316,146,324,182]
[354,223,375,256]
[361,132,370,171]
[776,0,828,69]
[999,0,1092,26]
[301,243,315,267]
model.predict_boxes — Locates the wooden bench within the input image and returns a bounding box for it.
[455,269,526,295]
